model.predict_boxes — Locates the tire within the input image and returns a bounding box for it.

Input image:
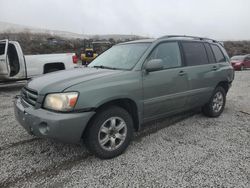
[202,86,226,117]
[83,106,134,159]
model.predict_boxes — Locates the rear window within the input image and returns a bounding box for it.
[211,44,225,63]
[182,42,209,66]
[0,43,6,55]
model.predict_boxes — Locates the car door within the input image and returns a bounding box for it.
[142,41,189,121]
[0,39,10,78]
[180,41,217,108]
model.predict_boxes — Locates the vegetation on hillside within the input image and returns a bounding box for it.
[224,41,250,57]
[0,32,249,57]
[0,32,141,55]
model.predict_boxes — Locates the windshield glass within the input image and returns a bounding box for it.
[89,43,150,70]
[231,56,244,61]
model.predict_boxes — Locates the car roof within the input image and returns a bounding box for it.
[119,39,155,45]
[118,35,221,45]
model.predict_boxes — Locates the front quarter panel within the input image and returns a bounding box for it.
[65,71,143,114]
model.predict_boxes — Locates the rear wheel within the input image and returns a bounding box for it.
[202,86,226,117]
[84,106,134,159]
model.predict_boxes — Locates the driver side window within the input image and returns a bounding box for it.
[147,42,182,69]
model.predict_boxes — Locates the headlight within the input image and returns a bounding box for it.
[43,92,79,111]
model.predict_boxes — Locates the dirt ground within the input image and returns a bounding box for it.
[0,71,249,187]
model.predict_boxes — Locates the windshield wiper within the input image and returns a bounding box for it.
[92,65,117,70]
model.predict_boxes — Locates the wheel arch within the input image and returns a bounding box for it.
[83,98,140,139]
[216,81,230,93]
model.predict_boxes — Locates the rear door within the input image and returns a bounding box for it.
[180,41,217,108]
[0,39,10,77]
[143,41,189,121]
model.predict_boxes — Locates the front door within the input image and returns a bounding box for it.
[142,42,189,121]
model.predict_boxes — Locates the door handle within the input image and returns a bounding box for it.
[212,65,218,71]
[178,70,185,76]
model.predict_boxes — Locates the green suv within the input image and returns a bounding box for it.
[14,35,234,159]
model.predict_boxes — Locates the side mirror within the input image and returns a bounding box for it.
[145,59,164,72]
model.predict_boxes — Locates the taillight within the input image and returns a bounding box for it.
[72,55,78,64]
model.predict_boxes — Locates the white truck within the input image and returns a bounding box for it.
[0,39,78,83]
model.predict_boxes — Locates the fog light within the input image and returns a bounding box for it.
[39,122,50,135]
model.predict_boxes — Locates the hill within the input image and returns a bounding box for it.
[1,22,249,56]
[224,41,250,57]
[0,21,142,41]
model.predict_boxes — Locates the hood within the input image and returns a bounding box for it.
[27,67,122,94]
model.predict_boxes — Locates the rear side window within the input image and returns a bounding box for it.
[147,42,182,69]
[204,43,216,63]
[182,42,209,66]
[211,44,225,63]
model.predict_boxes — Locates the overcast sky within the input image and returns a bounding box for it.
[0,0,250,40]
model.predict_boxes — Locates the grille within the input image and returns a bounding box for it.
[21,87,38,106]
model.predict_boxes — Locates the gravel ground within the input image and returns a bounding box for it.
[0,72,249,188]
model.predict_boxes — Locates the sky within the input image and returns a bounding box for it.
[0,0,250,40]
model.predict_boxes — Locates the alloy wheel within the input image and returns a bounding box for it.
[212,91,224,113]
[98,117,127,151]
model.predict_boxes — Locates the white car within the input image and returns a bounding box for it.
[0,39,78,82]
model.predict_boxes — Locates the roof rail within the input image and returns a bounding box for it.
[158,35,219,43]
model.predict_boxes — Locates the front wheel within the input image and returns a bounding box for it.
[202,86,226,117]
[84,106,134,159]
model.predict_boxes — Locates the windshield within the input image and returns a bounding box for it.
[231,56,244,61]
[89,43,150,70]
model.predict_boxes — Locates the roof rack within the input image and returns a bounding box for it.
[158,35,219,43]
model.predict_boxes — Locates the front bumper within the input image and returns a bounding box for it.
[14,97,95,143]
